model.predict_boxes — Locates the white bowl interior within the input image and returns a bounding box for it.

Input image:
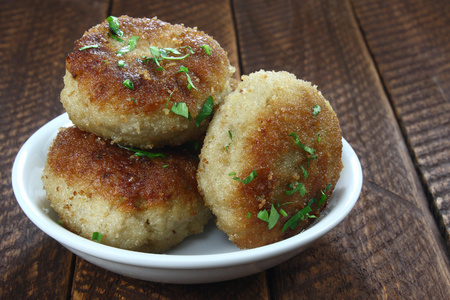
[12,113,363,283]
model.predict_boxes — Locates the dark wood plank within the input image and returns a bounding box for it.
[0,0,109,298]
[71,257,269,300]
[352,0,450,249]
[233,0,450,298]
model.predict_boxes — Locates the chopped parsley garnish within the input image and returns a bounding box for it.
[107,16,123,37]
[195,96,213,127]
[228,170,257,184]
[257,210,269,222]
[281,206,313,233]
[130,98,136,104]
[225,130,232,152]
[317,184,332,208]
[79,45,99,51]
[92,232,103,242]
[165,91,174,108]
[118,144,166,159]
[313,104,321,116]
[181,45,195,54]
[178,66,198,90]
[289,132,316,158]
[301,165,308,178]
[286,182,306,196]
[246,212,251,218]
[258,204,280,229]
[201,44,212,55]
[117,36,139,56]
[317,133,321,143]
[144,46,191,70]
[268,205,280,229]
[118,60,126,67]
[108,32,125,43]
[171,102,192,120]
[122,79,134,90]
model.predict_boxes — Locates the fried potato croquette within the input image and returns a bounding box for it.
[61,16,234,149]
[42,127,212,253]
[197,70,343,249]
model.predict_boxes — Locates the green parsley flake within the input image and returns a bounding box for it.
[225,130,232,152]
[92,232,103,242]
[229,170,257,184]
[246,212,251,218]
[289,132,316,157]
[79,44,99,51]
[166,91,174,108]
[118,144,166,159]
[318,192,327,208]
[118,60,126,67]
[178,66,198,90]
[301,165,308,178]
[201,44,212,55]
[108,32,125,43]
[181,45,195,54]
[313,104,321,116]
[144,46,191,70]
[257,204,281,230]
[317,133,321,143]
[286,182,306,196]
[268,204,280,229]
[195,96,214,127]
[123,79,134,90]
[107,16,123,37]
[117,36,140,56]
[171,102,192,120]
[257,210,269,222]
[281,206,312,233]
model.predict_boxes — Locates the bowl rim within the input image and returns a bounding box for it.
[12,113,362,270]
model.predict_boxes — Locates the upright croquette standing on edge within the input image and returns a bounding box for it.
[197,70,343,249]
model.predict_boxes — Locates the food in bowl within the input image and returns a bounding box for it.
[42,126,212,253]
[197,70,343,249]
[61,15,235,150]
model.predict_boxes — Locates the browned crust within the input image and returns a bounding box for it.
[45,126,201,212]
[66,15,231,117]
[233,100,342,247]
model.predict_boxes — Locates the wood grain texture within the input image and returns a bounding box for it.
[111,0,241,79]
[71,257,269,300]
[0,0,108,298]
[352,0,450,250]
[2,0,449,299]
[233,0,450,298]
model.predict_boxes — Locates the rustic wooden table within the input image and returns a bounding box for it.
[2,0,449,298]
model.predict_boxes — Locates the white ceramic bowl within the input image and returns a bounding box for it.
[12,113,362,284]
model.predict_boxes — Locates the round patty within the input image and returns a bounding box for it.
[197,70,343,249]
[42,126,212,253]
[61,15,234,149]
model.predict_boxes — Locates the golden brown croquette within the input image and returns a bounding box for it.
[197,70,343,249]
[42,126,212,253]
[61,16,234,149]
